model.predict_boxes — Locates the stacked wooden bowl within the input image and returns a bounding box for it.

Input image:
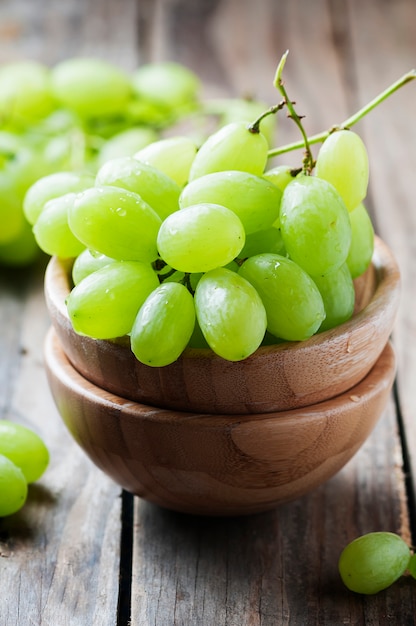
[44,236,400,515]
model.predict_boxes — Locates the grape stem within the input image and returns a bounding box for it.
[268,65,416,158]
[272,50,315,173]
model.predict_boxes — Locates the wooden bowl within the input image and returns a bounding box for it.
[44,328,396,516]
[44,236,400,414]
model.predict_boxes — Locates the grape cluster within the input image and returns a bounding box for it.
[1,57,269,266]
[338,532,415,594]
[28,112,375,366]
[0,420,49,517]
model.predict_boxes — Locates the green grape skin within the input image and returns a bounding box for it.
[280,175,352,276]
[0,420,49,484]
[72,249,116,285]
[33,192,86,258]
[204,97,277,146]
[188,121,269,182]
[0,61,54,127]
[157,203,245,273]
[131,282,196,367]
[263,164,295,194]
[312,263,355,332]
[194,267,267,361]
[346,203,375,278]
[68,185,162,262]
[0,454,28,517]
[315,129,369,212]
[51,57,132,118]
[95,156,181,220]
[179,170,282,235]
[66,261,159,339]
[238,253,326,341]
[97,127,159,167]
[408,554,416,579]
[239,227,286,259]
[131,62,200,110]
[187,317,210,349]
[338,532,411,594]
[23,171,95,225]
[134,136,198,187]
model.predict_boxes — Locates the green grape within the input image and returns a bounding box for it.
[0,61,54,127]
[208,97,277,146]
[188,121,269,182]
[97,127,159,166]
[131,62,200,110]
[238,253,325,341]
[0,420,49,483]
[157,203,245,273]
[68,186,162,262]
[346,203,375,278]
[315,129,369,212]
[239,226,286,259]
[72,249,116,285]
[33,192,86,258]
[134,136,198,187]
[338,532,411,594]
[23,171,95,225]
[263,164,295,193]
[312,263,355,331]
[280,175,352,275]
[0,220,40,266]
[95,156,181,220]
[408,554,416,579]
[194,267,267,361]
[66,260,159,339]
[51,57,132,118]
[179,170,282,234]
[0,454,28,517]
[187,317,210,349]
[131,282,196,366]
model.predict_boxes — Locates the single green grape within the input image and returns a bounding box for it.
[157,203,245,273]
[280,174,352,276]
[188,121,269,182]
[97,127,159,167]
[72,248,116,285]
[134,136,198,187]
[68,185,162,262]
[0,61,54,126]
[338,532,411,594]
[23,171,95,225]
[210,97,277,146]
[346,203,375,278]
[51,57,132,118]
[238,253,326,341]
[179,170,282,234]
[408,554,416,579]
[0,420,49,483]
[131,282,196,367]
[194,267,267,361]
[33,192,86,258]
[131,62,200,110]
[95,156,181,221]
[312,263,355,332]
[263,164,295,193]
[66,260,159,339]
[315,129,369,212]
[0,454,28,517]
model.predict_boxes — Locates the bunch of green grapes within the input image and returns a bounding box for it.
[338,532,415,594]
[1,57,275,267]
[0,420,49,517]
[27,97,375,366]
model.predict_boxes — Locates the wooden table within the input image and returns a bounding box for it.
[1,0,415,624]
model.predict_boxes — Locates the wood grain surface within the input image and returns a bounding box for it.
[0,0,415,624]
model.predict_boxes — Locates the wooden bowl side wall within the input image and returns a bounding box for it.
[44,237,401,414]
[44,329,396,516]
